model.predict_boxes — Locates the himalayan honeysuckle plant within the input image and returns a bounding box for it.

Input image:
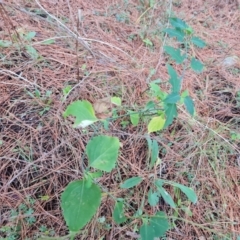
[39,17,206,240]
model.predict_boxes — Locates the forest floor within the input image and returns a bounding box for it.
[0,0,240,239]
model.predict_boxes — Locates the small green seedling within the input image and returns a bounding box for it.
[38,16,203,240]
[0,29,55,60]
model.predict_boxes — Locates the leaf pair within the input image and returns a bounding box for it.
[163,17,206,73]
[61,134,120,234]
[164,17,206,48]
[153,179,198,208]
[164,46,204,72]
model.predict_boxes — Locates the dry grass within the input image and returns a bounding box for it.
[0,0,240,239]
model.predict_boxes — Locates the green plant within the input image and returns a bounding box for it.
[0,197,36,240]
[26,88,52,116]
[0,28,54,60]
[37,17,205,240]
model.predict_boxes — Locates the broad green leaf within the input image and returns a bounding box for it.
[111,97,121,106]
[25,31,36,41]
[190,58,204,73]
[149,211,169,237]
[148,116,165,133]
[164,46,186,64]
[170,17,189,30]
[86,135,120,172]
[191,36,206,48]
[0,40,12,47]
[120,177,143,189]
[129,111,140,126]
[148,189,159,207]
[173,183,198,204]
[63,100,98,128]
[157,186,176,208]
[184,96,194,116]
[61,180,101,232]
[163,28,185,42]
[140,223,155,240]
[167,64,181,93]
[164,103,178,128]
[150,140,159,169]
[25,45,39,59]
[113,201,127,224]
[164,92,180,104]
[42,39,55,45]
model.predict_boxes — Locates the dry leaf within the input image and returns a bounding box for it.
[93,97,111,114]
[93,97,113,119]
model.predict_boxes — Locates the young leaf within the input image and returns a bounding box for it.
[143,38,153,46]
[157,186,176,208]
[184,96,194,116]
[155,179,164,188]
[150,140,159,169]
[149,83,161,97]
[61,180,101,232]
[191,36,206,48]
[190,58,204,73]
[149,0,155,7]
[167,64,181,93]
[149,211,169,237]
[111,97,121,106]
[25,31,36,41]
[149,83,167,100]
[148,116,165,133]
[63,100,98,128]
[120,177,143,189]
[170,17,189,30]
[63,85,72,97]
[181,89,189,98]
[148,189,159,207]
[164,103,178,128]
[25,45,39,59]
[173,183,198,204]
[140,223,155,240]
[113,201,127,224]
[84,173,93,188]
[129,111,140,126]
[0,40,12,47]
[86,135,120,172]
[42,39,55,45]
[163,28,185,42]
[164,92,181,104]
[164,46,186,64]
[87,171,103,179]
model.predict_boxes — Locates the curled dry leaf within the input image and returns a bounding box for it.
[93,97,112,119]
[222,56,239,68]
